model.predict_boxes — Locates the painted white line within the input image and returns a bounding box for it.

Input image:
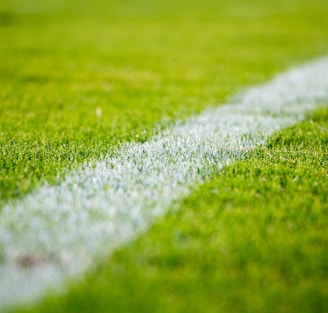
[1,56,328,309]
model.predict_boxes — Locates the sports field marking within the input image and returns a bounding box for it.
[1,56,328,309]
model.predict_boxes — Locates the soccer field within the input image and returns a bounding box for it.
[1,0,328,312]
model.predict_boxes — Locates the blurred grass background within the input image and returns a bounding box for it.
[1,1,328,312]
[1,0,328,203]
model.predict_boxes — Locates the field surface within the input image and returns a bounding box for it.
[0,0,328,312]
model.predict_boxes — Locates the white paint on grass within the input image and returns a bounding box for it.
[1,56,328,309]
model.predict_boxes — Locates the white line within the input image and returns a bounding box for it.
[1,56,328,309]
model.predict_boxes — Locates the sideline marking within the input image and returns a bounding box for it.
[1,57,328,308]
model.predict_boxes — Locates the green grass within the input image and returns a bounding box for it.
[13,108,328,313]
[1,0,328,312]
[1,0,328,204]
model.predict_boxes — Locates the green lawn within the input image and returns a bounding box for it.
[1,0,328,203]
[14,108,328,313]
[1,0,328,312]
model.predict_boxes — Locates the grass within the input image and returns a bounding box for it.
[1,0,328,312]
[12,108,328,313]
[1,0,328,204]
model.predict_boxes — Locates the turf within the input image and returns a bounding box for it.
[1,0,328,312]
[11,108,328,313]
[1,0,328,204]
